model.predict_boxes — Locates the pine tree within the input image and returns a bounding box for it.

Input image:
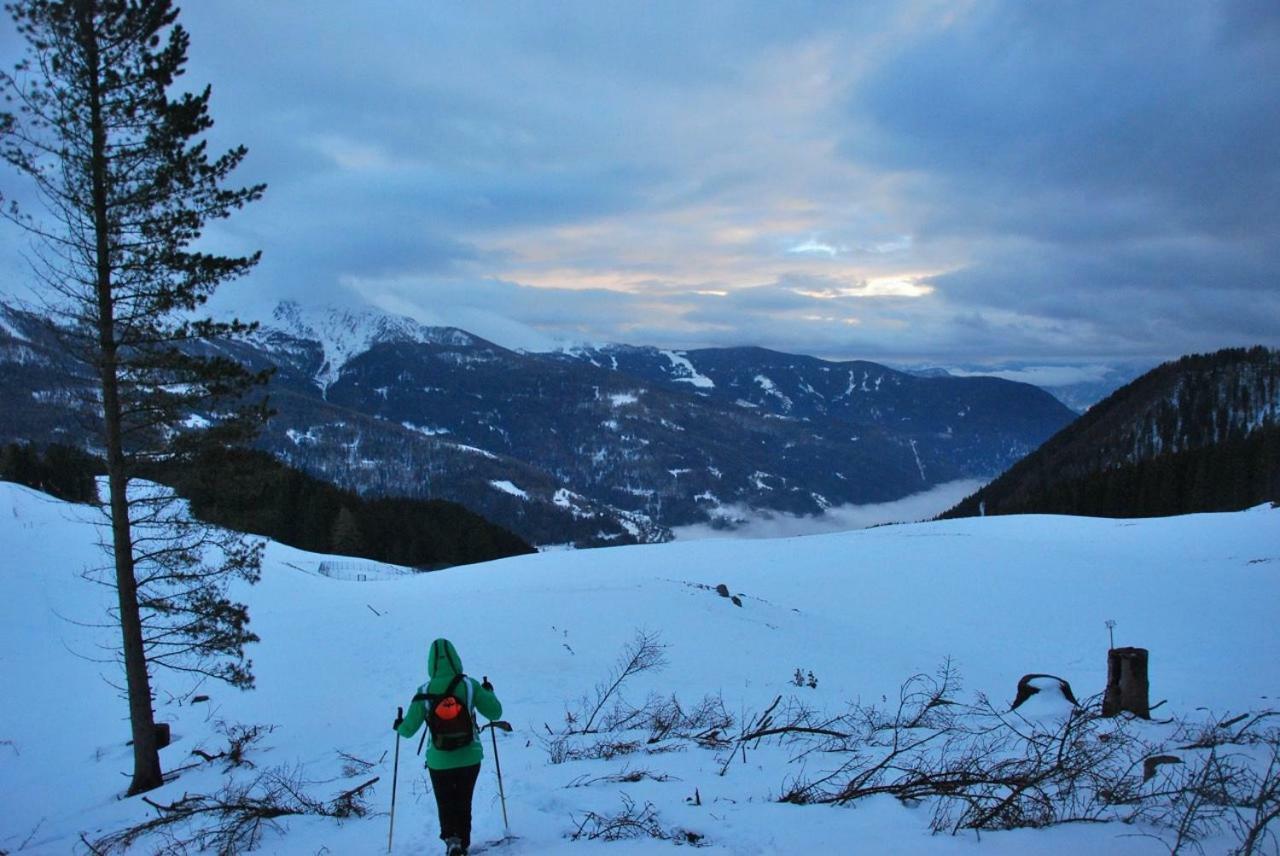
[2,0,266,795]
[330,506,365,556]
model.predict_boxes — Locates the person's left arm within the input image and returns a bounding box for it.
[473,676,503,721]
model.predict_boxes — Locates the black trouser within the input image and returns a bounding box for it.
[428,763,481,849]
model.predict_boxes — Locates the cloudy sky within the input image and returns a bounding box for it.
[3,1,1278,366]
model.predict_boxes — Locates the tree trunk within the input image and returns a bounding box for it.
[1102,646,1150,719]
[107,450,163,795]
[82,1,162,796]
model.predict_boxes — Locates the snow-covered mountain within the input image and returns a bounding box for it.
[3,480,1278,853]
[290,319,1073,542]
[0,300,1078,546]
[547,342,1071,455]
[254,301,480,393]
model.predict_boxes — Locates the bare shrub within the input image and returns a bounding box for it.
[543,630,674,764]
[550,647,1280,853]
[1134,712,1280,854]
[336,750,378,779]
[569,794,670,842]
[645,693,733,746]
[766,663,1280,852]
[567,768,678,788]
[1233,736,1280,855]
[83,768,378,855]
[577,629,668,735]
[187,721,275,771]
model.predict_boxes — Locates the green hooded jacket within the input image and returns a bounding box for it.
[396,638,503,770]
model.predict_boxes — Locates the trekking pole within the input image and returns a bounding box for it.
[388,707,402,854]
[484,720,513,832]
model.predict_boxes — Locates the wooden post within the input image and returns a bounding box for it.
[1102,646,1150,718]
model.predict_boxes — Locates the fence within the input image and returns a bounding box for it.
[315,560,412,582]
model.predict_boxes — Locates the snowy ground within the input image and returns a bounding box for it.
[2,480,1278,854]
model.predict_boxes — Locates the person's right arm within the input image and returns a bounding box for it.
[396,692,427,738]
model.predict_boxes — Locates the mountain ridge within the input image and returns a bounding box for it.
[2,299,1077,546]
[941,346,1280,519]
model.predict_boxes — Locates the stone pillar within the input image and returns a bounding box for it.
[1102,646,1150,718]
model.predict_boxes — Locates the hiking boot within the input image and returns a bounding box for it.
[445,837,465,856]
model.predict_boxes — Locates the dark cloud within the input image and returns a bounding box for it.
[3,2,1275,367]
[833,1,1280,360]
[851,2,1280,231]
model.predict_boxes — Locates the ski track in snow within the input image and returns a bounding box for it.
[660,350,714,388]
[489,479,529,499]
[2,480,1278,854]
[909,438,927,482]
[0,314,26,341]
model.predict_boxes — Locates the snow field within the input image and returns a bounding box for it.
[1,480,1278,853]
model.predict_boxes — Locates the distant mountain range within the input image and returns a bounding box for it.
[897,363,1153,413]
[941,347,1280,519]
[1,300,1077,546]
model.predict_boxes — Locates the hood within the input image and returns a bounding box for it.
[427,638,463,685]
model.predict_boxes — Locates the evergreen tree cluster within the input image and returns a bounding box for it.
[0,442,100,503]
[158,447,535,569]
[948,426,1279,519]
[943,347,1280,520]
[0,441,536,568]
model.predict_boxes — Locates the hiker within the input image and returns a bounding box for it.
[395,638,503,856]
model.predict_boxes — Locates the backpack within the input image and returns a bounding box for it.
[423,673,475,751]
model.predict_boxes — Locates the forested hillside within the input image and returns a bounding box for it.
[0,443,534,569]
[943,347,1280,519]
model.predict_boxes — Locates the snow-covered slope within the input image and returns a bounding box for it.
[2,481,1278,853]
[260,300,479,391]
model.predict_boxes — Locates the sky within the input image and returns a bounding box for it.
[2,0,1278,368]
